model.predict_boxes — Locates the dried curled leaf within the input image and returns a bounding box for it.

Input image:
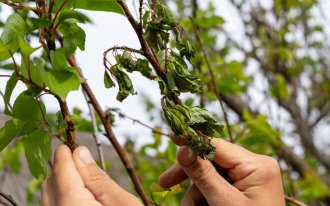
[162,98,224,159]
[111,64,136,102]
[117,51,157,80]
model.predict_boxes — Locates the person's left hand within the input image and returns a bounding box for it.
[41,144,143,206]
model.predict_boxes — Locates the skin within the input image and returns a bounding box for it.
[42,139,285,206]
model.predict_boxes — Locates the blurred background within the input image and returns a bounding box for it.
[1,0,330,205]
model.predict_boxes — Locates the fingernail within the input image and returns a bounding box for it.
[178,146,197,167]
[79,148,95,165]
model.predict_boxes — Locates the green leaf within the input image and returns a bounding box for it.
[12,92,45,121]
[24,130,51,179]
[44,70,82,100]
[17,35,40,56]
[0,118,40,152]
[50,50,74,70]
[150,182,169,192]
[58,10,86,24]
[4,144,22,173]
[0,39,11,61]
[26,18,53,31]
[72,0,125,15]
[104,70,115,88]
[59,23,86,54]
[136,59,157,80]
[111,65,136,102]
[4,73,18,115]
[1,13,26,57]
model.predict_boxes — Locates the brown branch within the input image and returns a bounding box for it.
[117,0,165,79]
[0,192,17,206]
[310,104,330,128]
[279,99,330,172]
[67,56,150,205]
[191,18,233,142]
[0,0,37,12]
[55,96,77,151]
[285,195,308,206]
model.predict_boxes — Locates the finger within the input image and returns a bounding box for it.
[72,146,143,206]
[211,138,255,169]
[41,178,56,206]
[177,146,247,205]
[169,133,187,146]
[53,145,93,201]
[158,163,187,188]
[181,184,208,206]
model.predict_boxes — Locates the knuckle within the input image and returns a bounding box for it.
[257,155,281,176]
[190,162,213,186]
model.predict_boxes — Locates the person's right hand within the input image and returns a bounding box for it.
[158,138,285,206]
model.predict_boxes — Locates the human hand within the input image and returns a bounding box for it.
[158,138,285,206]
[41,145,143,206]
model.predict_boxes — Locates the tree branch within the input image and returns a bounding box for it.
[55,96,77,151]
[67,56,150,205]
[82,90,106,171]
[117,0,165,79]
[0,192,17,206]
[0,0,37,12]
[310,104,330,128]
[191,18,233,142]
[109,109,170,137]
[0,75,12,78]
[279,99,330,171]
[285,195,308,206]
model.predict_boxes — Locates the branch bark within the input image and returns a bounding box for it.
[55,96,77,151]
[67,56,149,205]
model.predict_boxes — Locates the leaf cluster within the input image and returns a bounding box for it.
[162,98,224,159]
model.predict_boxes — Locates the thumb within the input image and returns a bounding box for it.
[72,146,141,205]
[177,146,240,204]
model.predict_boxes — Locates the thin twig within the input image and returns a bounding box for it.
[0,75,12,78]
[0,0,37,12]
[0,89,13,111]
[103,46,144,69]
[191,18,233,142]
[109,109,170,137]
[55,96,77,151]
[139,0,144,25]
[82,90,106,171]
[0,192,17,206]
[285,195,308,206]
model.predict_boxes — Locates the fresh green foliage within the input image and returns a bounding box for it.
[1,0,330,205]
[0,0,126,184]
[24,130,51,179]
